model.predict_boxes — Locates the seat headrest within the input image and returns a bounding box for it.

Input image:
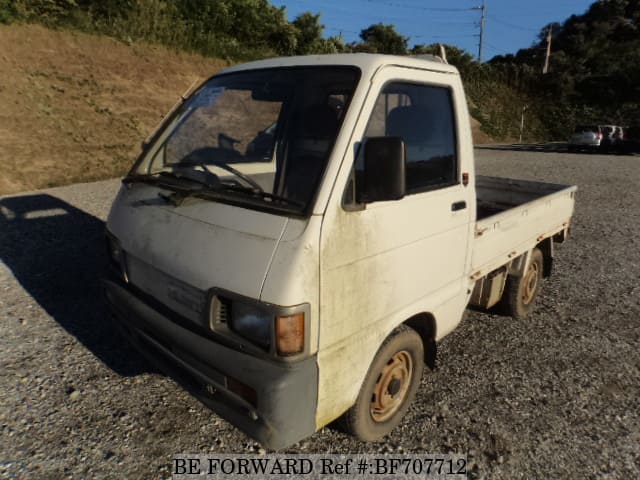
[386,105,435,143]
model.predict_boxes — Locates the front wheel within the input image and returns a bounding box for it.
[500,248,543,319]
[343,325,424,442]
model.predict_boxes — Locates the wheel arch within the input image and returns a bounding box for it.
[536,237,554,278]
[404,312,437,370]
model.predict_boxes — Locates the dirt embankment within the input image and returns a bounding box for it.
[0,24,226,195]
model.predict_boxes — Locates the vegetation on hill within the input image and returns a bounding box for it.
[2,0,637,149]
[1,0,549,141]
[491,0,640,136]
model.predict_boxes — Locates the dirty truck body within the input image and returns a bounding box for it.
[103,54,576,449]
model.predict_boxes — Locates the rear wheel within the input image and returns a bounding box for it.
[344,325,424,442]
[500,248,543,319]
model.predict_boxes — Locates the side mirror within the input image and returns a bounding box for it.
[357,136,406,204]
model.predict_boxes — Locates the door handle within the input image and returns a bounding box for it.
[451,201,467,211]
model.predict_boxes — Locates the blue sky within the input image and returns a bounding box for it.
[271,0,595,60]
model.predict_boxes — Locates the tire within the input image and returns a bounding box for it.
[500,248,543,319]
[344,325,424,442]
[567,145,576,153]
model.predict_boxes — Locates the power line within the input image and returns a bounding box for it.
[487,15,540,32]
[415,33,479,39]
[358,0,477,12]
[278,0,541,58]
[485,42,512,55]
[326,27,360,34]
[282,0,478,13]
[326,27,477,41]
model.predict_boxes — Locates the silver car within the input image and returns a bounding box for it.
[568,125,603,152]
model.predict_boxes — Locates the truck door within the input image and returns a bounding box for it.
[316,66,474,426]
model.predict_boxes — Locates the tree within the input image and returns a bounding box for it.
[410,43,475,70]
[76,0,132,20]
[11,0,78,21]
[358,23,408,54]
[292,12,324,55]
[0,0,18,23]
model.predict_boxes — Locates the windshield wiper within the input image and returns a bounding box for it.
[123,171,218,206]
[199,161,264,193]
[123,171,210,189]
[123,171,303,209]
[171,161,302,207]
[158,170,218,188]
[218,183,304,208]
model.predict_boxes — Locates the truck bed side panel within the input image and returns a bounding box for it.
[472,176,576,278]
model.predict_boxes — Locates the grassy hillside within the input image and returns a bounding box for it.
[0,24,517,195]
[0,24,225,194]
[465,75,549,143]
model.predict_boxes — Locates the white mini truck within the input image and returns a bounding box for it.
[103,54,576,449]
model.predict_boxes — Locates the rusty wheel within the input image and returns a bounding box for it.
[344,325,424,442]
[500,248,544,319]
[521,259,540,305]
[370,351,413,422]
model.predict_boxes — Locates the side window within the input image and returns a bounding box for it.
[360,82,458,194]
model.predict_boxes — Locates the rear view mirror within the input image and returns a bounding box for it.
[357,136,406,204]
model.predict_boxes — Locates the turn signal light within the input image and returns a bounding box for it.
[276,313,304,356]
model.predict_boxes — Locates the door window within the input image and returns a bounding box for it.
[360,82,458,194]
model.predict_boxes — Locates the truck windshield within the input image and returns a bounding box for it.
[135,67,360,215]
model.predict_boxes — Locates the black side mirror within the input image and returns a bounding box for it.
[357,136,406,204]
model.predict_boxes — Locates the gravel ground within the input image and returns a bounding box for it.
[1,147,639,479]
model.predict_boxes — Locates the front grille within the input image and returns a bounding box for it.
[125,254,205,324]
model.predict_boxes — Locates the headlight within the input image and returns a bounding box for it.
[210,294,307,356]
[229,302,273,350]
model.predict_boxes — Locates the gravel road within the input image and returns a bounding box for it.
[1,147,639,479]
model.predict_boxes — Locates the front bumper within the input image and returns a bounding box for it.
[103,277,318,450]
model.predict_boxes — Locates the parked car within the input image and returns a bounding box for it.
[568,124,623,152]
[601,125,624,150]
[568,125,602,152]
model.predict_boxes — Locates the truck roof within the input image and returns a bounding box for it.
[219,53,460,78]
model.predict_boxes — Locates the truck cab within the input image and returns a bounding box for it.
[104,54,575,449]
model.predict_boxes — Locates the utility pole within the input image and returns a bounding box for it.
[478,0,486,63]
[519,105,528,144]
[542,25,552,74]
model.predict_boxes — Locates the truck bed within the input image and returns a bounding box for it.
[471,175,577,278]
